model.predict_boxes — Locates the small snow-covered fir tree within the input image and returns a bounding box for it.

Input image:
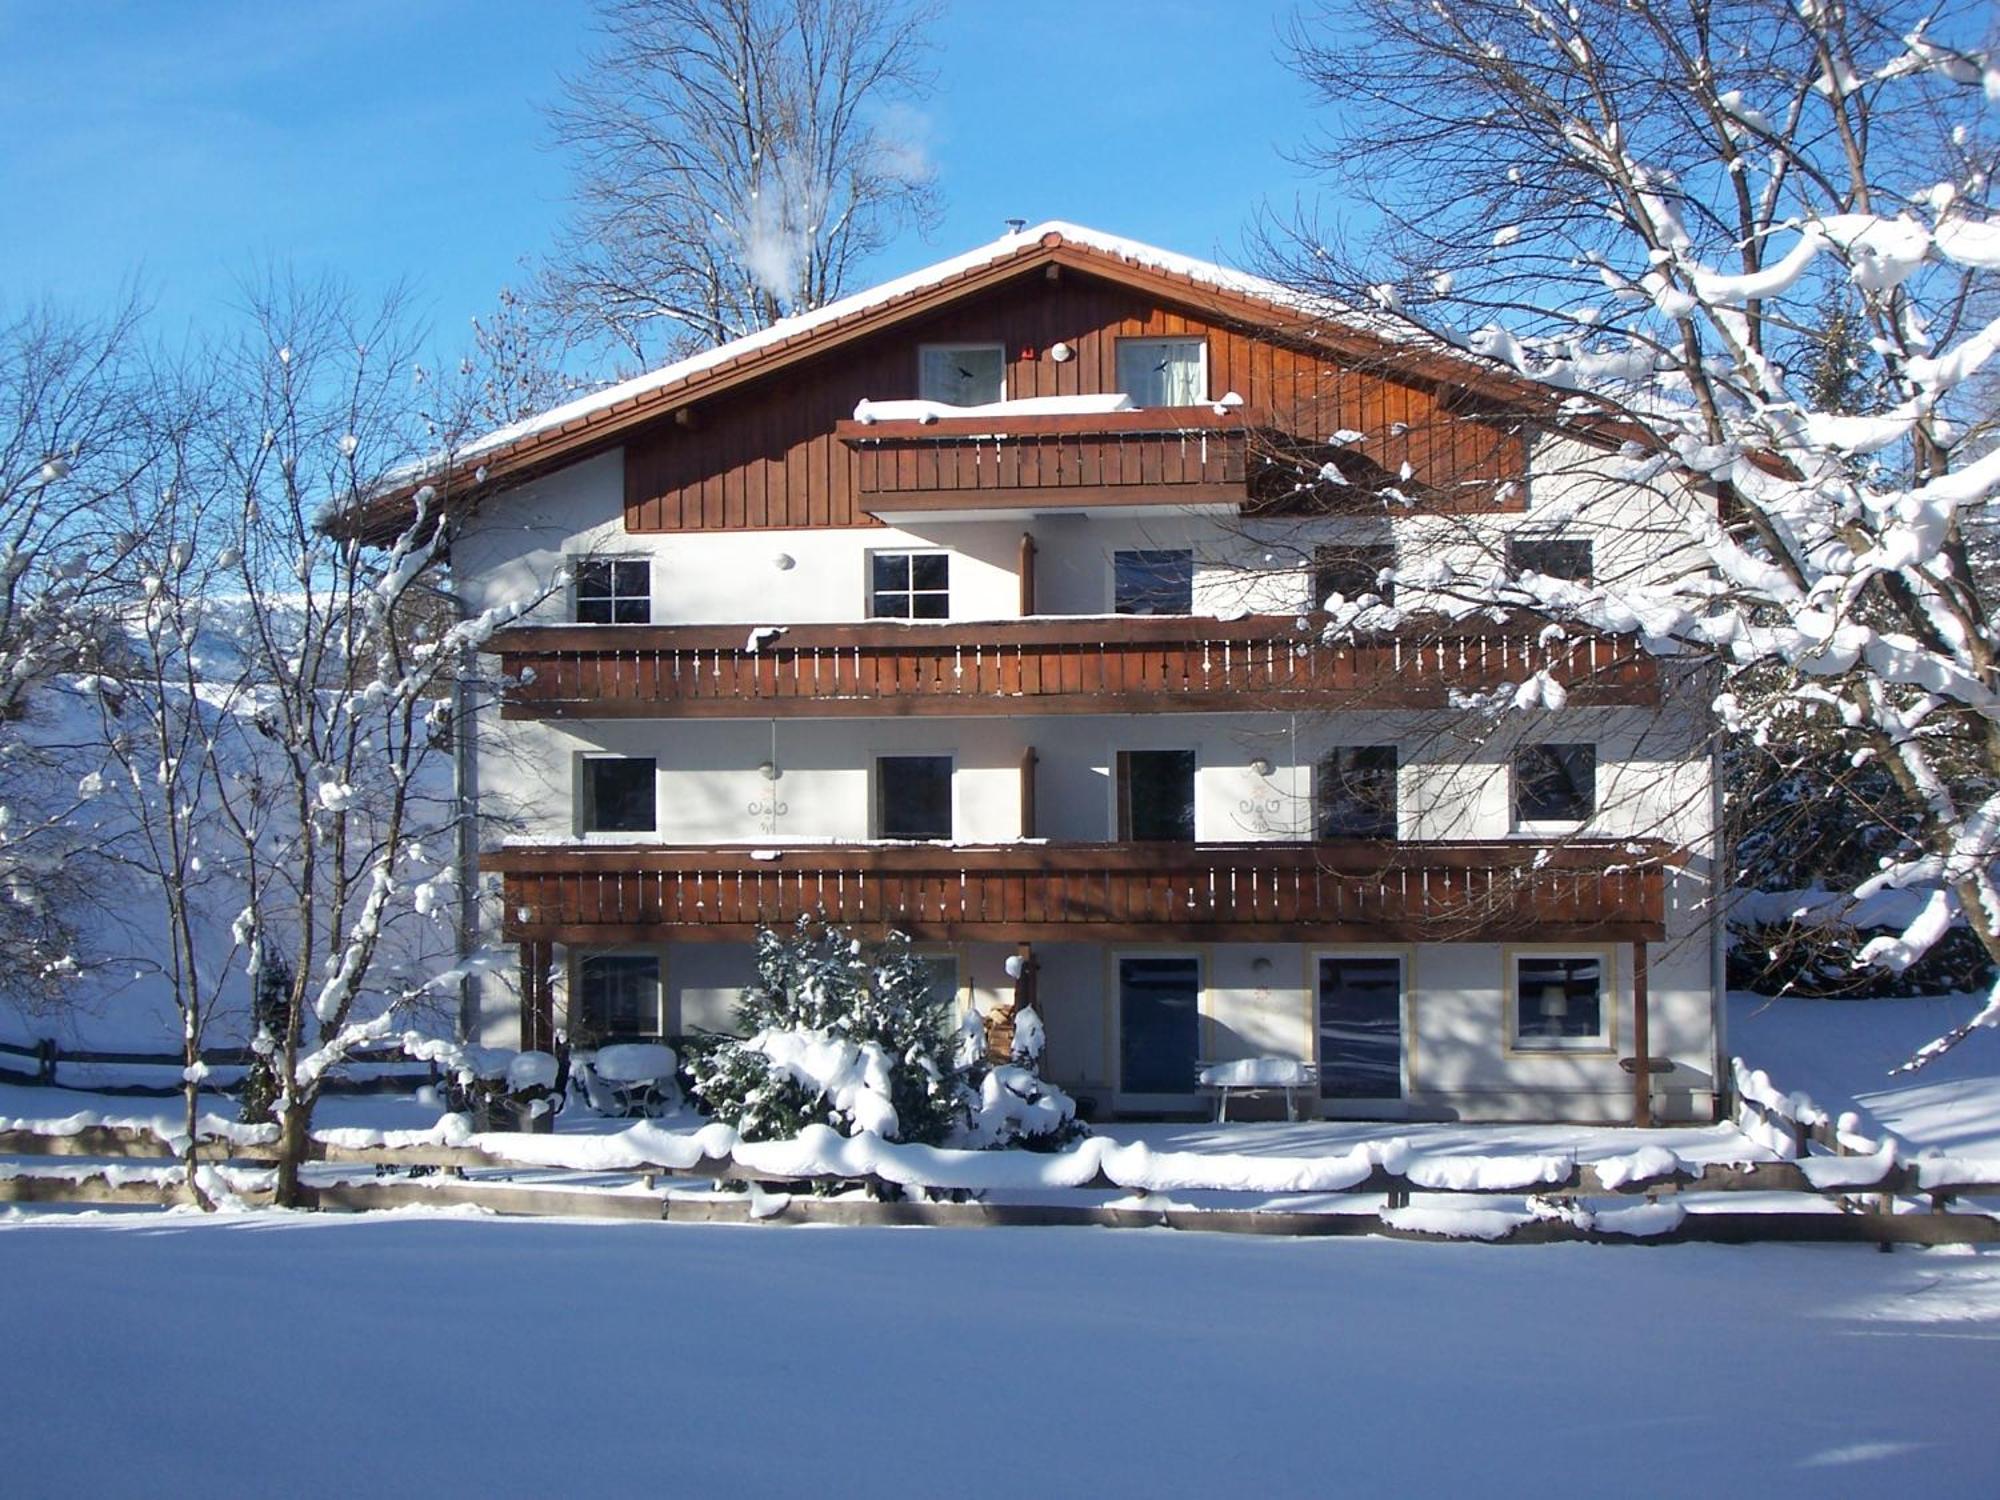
[689,915,964,1144]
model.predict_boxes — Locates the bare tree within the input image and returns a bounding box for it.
[92,278,553,1206]
[538,0,940,366]
[1271,0,2000,1062]
[0,298,168,1014]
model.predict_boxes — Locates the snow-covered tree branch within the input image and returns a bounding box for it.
[1276,0,2000,1064]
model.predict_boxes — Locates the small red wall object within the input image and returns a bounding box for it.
[1019,345,1038,360]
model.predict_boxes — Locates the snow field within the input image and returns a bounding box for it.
[0,1213,1995,1499]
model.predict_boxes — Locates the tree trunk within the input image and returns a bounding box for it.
[273,1096,312,1209]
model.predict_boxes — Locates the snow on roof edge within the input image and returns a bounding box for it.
[451,221,1371,465]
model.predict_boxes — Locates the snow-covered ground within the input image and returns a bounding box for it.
[4,989,1998,1497]
[0,1212,1994,1499]
[1728,990,2000,1155]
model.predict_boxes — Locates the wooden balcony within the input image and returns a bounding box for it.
[488,840,1670,945]
[489,615,1660,719]
[835,407,1256,513]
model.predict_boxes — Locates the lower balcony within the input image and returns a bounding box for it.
[487,840,1670,946]
[490,616,1661,719]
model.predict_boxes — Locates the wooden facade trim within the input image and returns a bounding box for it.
[489,839,1671,946]
[336,229,1643,543]
[489,615,1662,719]
[834,407,1260,440]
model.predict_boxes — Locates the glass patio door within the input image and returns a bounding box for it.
[1119,956,1201,1096]
[1317,956,1404,1099]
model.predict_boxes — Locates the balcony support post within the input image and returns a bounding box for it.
[1631,939,1652,1128]
[520,939,556,1056]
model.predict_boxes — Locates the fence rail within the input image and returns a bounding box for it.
[0,1037,436,1097]
[3,1090,1995,1245]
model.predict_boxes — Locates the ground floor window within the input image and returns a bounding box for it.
[575,953,663,1042]
[1119,955,1200,1094]
[1513,954,1609,1050]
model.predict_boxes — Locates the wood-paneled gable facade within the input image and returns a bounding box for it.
[621,267,1532,533]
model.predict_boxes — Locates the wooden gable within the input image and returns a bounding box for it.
[621,265,1533,533]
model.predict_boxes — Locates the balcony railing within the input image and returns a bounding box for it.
[488,840,1670,945]
[489,616,1661,719]
[835,407,1254,512]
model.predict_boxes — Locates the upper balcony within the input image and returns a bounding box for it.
[488,615,1660,720]
[830,399,1528,522]
[487,839,1671,946]
[834,405,1258,518]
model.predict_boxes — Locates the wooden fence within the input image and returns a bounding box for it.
[0,1038,436,1098]
[3,1065,1995,1245]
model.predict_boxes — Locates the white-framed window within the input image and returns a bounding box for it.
[578,754,656,836]
[1112,548,1194,615]
[1512,742,1594,828]
[1511,952,1612,1052]
[918,343,1005,406]
[875,754,953,840]
[1115,337,1207,407]
[573,556,652,624]
[870,550,950,619]
[573,952,664,1042]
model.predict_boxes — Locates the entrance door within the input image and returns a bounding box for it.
[1119,956,1201,1096]
[1317,956,1403,1099]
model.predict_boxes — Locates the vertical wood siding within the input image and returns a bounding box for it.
[622,269,1528,533]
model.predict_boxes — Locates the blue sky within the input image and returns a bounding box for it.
[0,1,1328,357]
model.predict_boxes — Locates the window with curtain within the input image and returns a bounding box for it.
[1514,955,1607,1049]
[1115,338,1206,406]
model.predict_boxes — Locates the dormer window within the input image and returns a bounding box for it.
[1116,337,1206,407]
[919,344,1004,406]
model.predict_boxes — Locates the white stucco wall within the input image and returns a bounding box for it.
[454,432,1723,1123]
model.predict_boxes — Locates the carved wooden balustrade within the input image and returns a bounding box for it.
[491,616,1660,720]
[489,839,1670,946]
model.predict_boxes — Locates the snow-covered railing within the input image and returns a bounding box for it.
[6,1112,1998,1242]
[488,615,1660,720]
[487,838,1671,945]
[1729,1056,1887,1161]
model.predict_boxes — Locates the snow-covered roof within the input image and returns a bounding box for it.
[454,221,1360,463]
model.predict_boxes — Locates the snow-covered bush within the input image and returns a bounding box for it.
[687,916,964,1145]
[952,1005,1086,1151]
